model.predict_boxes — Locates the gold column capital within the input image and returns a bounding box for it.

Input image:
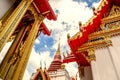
[38,13,45,20]
[104,36,112,46]
[28,4,45,21]
[87,48,96,61]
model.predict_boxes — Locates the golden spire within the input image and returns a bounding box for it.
[56,38,60,55]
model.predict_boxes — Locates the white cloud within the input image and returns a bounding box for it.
[44,44,48,48]
[35,38,40,44]
[23,69,31,80]
[65,62,78,76]
[92,0,102,9]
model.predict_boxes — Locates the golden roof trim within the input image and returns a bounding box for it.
[102,14,120,24]
[70,32,82,40]
[77,38,112,52]
[89,27,120,40]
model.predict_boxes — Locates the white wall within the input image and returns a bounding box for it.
[49,69,70,80]
[0,0,16,19]
[91,44,120,80]
[108,35,120,79]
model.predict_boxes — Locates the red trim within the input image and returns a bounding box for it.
[34,0,57,20]
[63,54,76,63]
[40,22,51,36]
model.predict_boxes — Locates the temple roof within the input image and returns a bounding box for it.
[39,22,51,36]
[33,0,57,20]
[64,0,120,66]
[68,0,119,51]
[63,53,76,63]
[31,68,50,80]
[33,0,57,36]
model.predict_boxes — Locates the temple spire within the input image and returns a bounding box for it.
[48,38,62,72]
[56,38,60,55]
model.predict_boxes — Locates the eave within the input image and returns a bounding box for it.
[33,0,57,20]
[39,22,51,36]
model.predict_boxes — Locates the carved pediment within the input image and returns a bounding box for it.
[108,5,120,17]
[102,5,120,24]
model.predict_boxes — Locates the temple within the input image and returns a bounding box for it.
[63,0,120,80]
[1,0,120,80]
[0,0,56,80]
[30,66,50,80]
[48,42,70,80]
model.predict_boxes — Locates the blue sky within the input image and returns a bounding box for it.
[34,33,55,56]
[0,0,101,79]
[73,0,100,7]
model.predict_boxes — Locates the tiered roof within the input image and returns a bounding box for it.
[48,42,62,72]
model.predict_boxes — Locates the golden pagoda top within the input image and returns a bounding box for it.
[56,39,60,55]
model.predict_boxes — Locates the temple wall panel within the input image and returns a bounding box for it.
[108,35,120,79]
[91,48,118,80]
[0,0,16,19]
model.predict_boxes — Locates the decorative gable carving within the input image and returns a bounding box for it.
[108,5,120,17]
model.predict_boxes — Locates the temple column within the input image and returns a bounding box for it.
[0,20,2,30]
[12,13,44,80]
[0,25,29,79]
[0,0,33,52]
